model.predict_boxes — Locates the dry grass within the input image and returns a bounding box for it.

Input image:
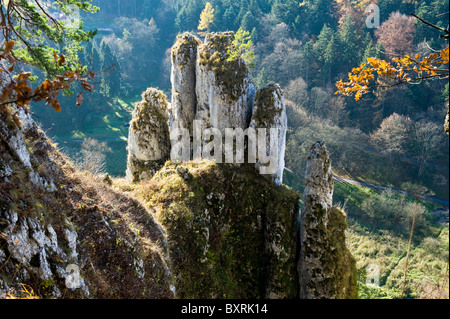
[1,119,174,298]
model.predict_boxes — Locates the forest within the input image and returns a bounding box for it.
[1,0,449,299]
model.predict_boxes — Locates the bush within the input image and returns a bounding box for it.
[77,138,112,175]
[361,190,429,237]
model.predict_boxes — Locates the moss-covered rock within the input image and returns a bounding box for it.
[298,142,358,299]
[250,84,284,128]
[195,32,255,131]
[197,32,249,103]
[126,88,171,183]
[249,84,287,185]
[135,160,299,298]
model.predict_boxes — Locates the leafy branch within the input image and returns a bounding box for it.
[335,48,449,100]
[0,0,98,117]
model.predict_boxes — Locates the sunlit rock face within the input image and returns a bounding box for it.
[298,142,357,299]
[128,32,290,185]
[126,88,171,183]
[167,32,285,185]
[195,32,255,132]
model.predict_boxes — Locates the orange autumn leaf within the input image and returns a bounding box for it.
[4,40,15,55]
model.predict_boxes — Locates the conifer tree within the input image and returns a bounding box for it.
[198,2,215,34]
[315,24,337,83]
[227,28,255,68]
[339,15,360,70]
[100,41,121,97]
[0,0,97,111]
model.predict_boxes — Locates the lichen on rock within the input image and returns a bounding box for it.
[170,32,201,135]
[195,32,255,131]
[136,160,299,298]
[249,84,287,186]
[126,88,171,183]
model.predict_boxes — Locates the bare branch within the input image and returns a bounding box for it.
[411,13,450,39]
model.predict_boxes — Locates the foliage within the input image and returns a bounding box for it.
[77,138,112,175]
[1,43,94,112]
[361,190,429,236]
[370,113,412,154]
[102,17,160,85]
[226,27,255,68]
[375,11,416,56]
[0,0,447,300]
[99,40,121,97]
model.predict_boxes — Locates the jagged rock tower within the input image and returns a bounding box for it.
[249,84,287,186]
[124,33,357,299]
[298,142,357,299]
[127,31,287,185]
[170,33,201,135]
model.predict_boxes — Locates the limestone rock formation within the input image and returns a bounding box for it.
[298,142,357,299]
[169,32,201,135]
[249,84,287,185]
[0,105,174,299]
[195,32,255,131]
[132,31,286,185]
[140,161,299,299]
[126,88,171,183]
[1,31,357,299]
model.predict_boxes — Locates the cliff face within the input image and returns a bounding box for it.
[0,105,174,298]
